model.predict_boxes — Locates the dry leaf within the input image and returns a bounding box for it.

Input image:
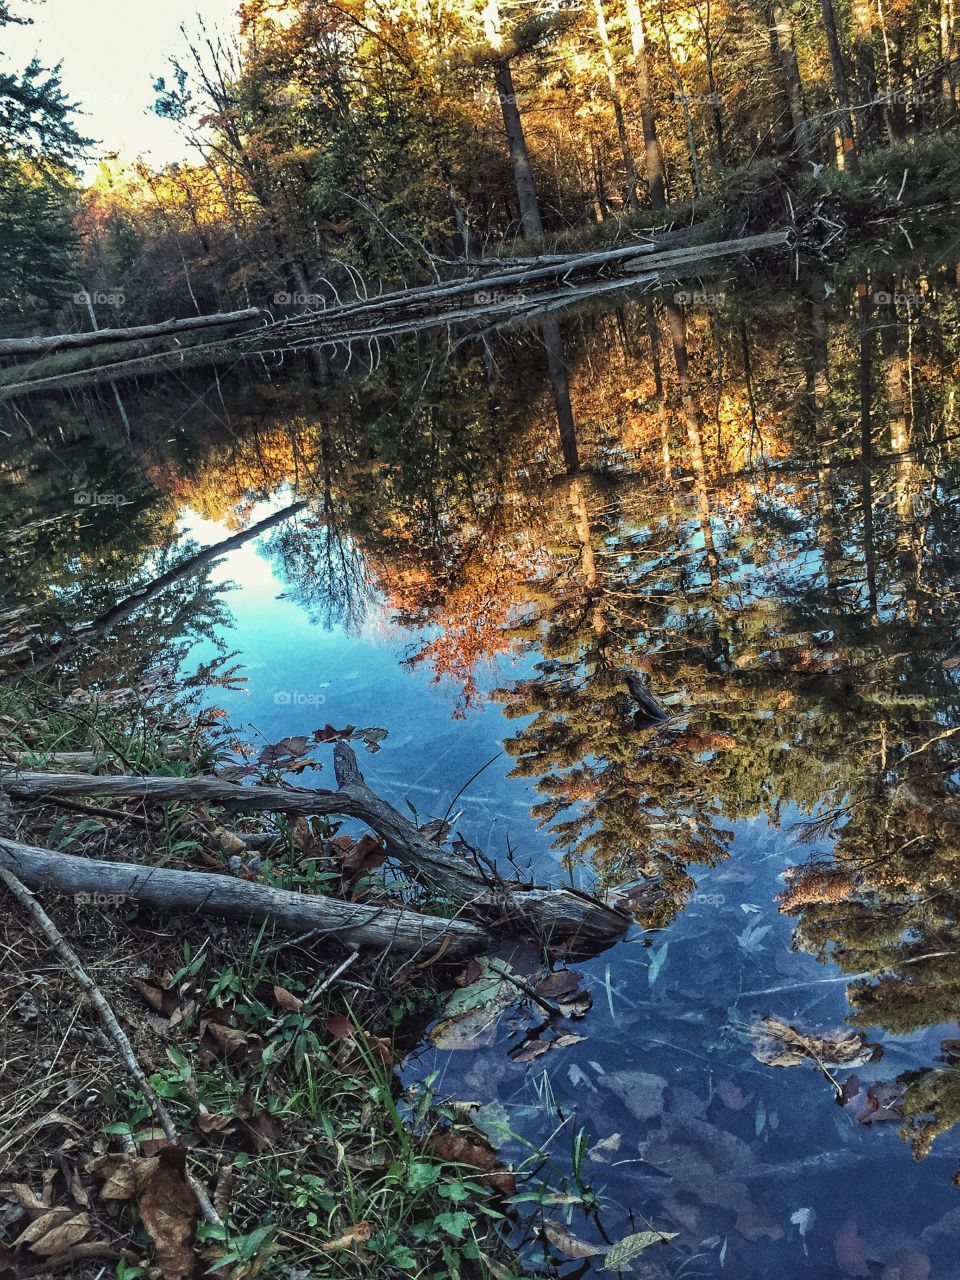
[541,1218,604,1258]
[321,1221,372,1252]
[139,1147,197,1280]
[749,1017,874,1068]
[426,1130,516,1194]
[273,985,304,1013]
[16,1209,91,1256]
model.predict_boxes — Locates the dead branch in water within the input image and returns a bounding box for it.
[0,742,629,951]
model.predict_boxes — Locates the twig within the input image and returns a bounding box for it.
[266,949,362,1066]
[488,960,561,1018]
[0,864,222,1226]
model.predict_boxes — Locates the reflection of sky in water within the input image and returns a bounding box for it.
[181,502,562,881]
[177,491,960,1279]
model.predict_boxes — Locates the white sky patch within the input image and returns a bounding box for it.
[4,0,240,171]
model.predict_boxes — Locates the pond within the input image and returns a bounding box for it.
[4,238,960,1277]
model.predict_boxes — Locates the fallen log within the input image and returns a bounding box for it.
[0,742,630,952]
[0,307,265,359]
[0,836,487,957]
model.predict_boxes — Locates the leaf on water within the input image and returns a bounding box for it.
[429,959,517,1050]
[834,1219,871,1278]
[557,990,592,1018]
[842,1079,905,1124]
[321,1220,372,1253]
[587,1133,622,1163]
[880,1248,931,1280]
[541,1218,605,1258]
[737,921,774,953]
[715,1080,752,1110]
[426,1129,516,1194]
[748,1017,875,1069]
[648,941,669,985]
[535,969,582,999]
[512,1038,553,1063]
[257,735,313,768]
[600,1229,679,1270]
[598,1070,667,1121]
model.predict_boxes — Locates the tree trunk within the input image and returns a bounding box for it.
[820,0,861,173]
[0,743,631,951]
[0,836,487,958]
[625,0,668,206]
[594,0,641,211]
[851,0,882,148]
[0,308,264,359]
[495,61,544,237]
[542,321,581,473]
[770,1,813,157]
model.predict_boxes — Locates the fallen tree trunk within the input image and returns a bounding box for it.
[0,742,629,951]
[0,308,265,359]
[0,836,487,957]
[0,746,186,771]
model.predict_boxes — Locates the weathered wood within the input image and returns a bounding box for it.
[0,743,630,951]
[0,747,185,771]
[0,308,264,359]
[0,836,488,958]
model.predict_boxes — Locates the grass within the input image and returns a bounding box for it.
[0,675,530,1279]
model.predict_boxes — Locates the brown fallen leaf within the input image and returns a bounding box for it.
[842,1079,905,1124]
[535,969,582,1000]
[512,1039,553,1063]
[139,1147,197,1280]
[321,1221,372,1252]
[749,1017,875,1069]
[558,991,592,1019]
[541,1218,605,1258]
[87,1152,160,1200]
[15,1209,92,1256]
[426,1130,516,1195]
[273,985,304,1013]
[204,1021,250,1056]
[196,1111,235,1135]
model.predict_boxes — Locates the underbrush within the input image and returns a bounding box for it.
[0,679,529,1279]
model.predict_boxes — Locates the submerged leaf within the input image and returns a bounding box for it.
[541,1219,605,1258]
[601,1229,678,1270]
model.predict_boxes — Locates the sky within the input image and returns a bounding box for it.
[4,0,240,170]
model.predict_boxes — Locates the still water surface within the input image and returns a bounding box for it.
[5,248,960,1276]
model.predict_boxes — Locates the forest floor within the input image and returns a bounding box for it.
[0,677,528,1280]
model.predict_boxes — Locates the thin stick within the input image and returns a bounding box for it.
[266,949,362,1067]
[0,865,222,1226]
